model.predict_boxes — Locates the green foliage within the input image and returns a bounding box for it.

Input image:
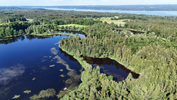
[0,22,29,38]
[30,88,56,100]
[1,7,177,100]
[108,75,113,80]
[59,17,177,99]
[109,87,113,94]
[82,49,87,56]
[61,66,125,100]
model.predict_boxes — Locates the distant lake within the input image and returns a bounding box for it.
[45,8,177,16]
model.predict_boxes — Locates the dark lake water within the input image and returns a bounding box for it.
[45,8,177,16]
[0,34,83,100]
[0,32,139,100]
[83,57,139,81]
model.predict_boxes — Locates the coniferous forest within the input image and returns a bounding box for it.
[1,7,177,99]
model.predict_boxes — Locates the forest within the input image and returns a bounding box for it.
[59,21,177,99]
[1,7,177,99]
[1,7,177,38]
[58,10,177,100]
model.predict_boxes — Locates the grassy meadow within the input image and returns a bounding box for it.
[100,17,130,26]
[58,24,88,28]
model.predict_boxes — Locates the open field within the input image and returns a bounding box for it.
[33,33,77,37]
[58,24,88,28]
[0,22,9,26]
[27,19,33,22]
[100,17,130,26]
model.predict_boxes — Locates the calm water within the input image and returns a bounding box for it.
[0,34,83,100]
[0,32,138,100]
[45,8,177,16]
[83,57,139,81]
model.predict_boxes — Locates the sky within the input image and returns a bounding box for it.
[0,0,177,6]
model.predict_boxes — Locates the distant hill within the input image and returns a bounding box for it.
[22,5,177,11]
[57,5,177,11]
[2,5,177,11]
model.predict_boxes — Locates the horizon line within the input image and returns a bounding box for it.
[1,4,177,6]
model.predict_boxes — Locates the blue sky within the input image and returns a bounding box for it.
[1,0,177,6]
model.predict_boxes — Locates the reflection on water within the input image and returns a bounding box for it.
[83,57,139,81]
[0,36,25,44]
[59,48,139,82]
[59,48,78,62]
[50,47,82,98]
[0,34,83,100]
[0,30,85,45]
[0,32,138,99]
[0,64,25,85]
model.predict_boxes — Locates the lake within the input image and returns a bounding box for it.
[0,32,138,100]
[0,34,83,100]
[45,8,177,16]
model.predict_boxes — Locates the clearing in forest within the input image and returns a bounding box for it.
[100,17,130,26]
[58,24,88,28]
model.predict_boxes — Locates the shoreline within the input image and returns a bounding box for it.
[59,45,137,100]
[29,33,77,37]
[0,35,23,40]
[0,32,78,40]
[59,44,139,74]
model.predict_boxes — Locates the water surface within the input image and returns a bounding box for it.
[60,49,139,82]
[45,8,177,16]
[0,34,83,100]
[0,32,139,100]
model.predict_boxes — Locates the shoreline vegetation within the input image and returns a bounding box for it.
[0,31,81,40]
[1,7,177,99]
[59,43,139,75]
[29,32,77,37]
[59,47,133,100]
[59,21,177,99]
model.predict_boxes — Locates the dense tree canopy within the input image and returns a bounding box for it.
[59,14,177,99]
[1,7,177,99]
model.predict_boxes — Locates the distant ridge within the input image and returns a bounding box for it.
[20,5,177,11]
